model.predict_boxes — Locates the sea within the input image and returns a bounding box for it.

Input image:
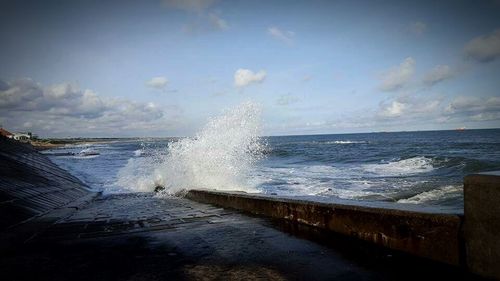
[42,103,500,213]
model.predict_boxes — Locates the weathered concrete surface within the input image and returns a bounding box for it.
[186,189,463,266]
[0,137,94,233]
[1,193,473,281]
[465,172,500,280]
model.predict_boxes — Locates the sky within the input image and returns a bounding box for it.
[1,0,500,137]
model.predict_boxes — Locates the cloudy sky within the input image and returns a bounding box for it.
[1,0,500,137]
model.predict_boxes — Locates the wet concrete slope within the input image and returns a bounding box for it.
[0,137,93,231]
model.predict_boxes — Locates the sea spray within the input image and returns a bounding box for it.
[116,101,265,194]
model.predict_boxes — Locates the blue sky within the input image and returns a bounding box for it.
[1,0,500,137]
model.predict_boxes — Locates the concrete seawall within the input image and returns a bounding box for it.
[187,178,500,279]
[186,190,463,266]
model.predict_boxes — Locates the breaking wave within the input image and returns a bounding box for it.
[116,101,265,194]
[397,185,463,204]
[362,156,435,176]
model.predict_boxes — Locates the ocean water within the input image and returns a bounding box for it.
[42,104,500,211]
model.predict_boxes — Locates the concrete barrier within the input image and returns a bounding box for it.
[465,172,500,280]
[186,190,463,266]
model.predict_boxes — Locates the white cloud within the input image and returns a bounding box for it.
[408,21,427,35]
[271,93,500,134]
[423,65,453,86]
[464,29,500,62]
[267,26,295,45]
[146,76,169,90]
[209,13,228,30]
[470,112,500,122]
[443,96,500,123]
[45,83,80,99]
[162,0,216,12]
[445,96,500,114]
[376,95,500,124]
[413,100,441,114]
[0,78,43,110]
[378,57,415,92]
[234,69,267,88]
[0,78,181,137]
[379,101,407,117]
[377,96,442,120]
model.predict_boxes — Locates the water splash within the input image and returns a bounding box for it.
[116,101,265,195]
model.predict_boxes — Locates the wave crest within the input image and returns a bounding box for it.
[362,156,435,176]
[397,185,462,204]
[116,101,265,194]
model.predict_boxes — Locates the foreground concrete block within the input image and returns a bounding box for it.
[465,172,500,280]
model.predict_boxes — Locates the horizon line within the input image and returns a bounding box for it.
[34,127,500,140]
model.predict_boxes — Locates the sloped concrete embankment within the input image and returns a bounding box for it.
[0,137,97,245]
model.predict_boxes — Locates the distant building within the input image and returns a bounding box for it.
[13,132,32,142]
[0,128,34,142]
[0,127,14,139]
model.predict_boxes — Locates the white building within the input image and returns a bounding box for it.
[13,132,31,142]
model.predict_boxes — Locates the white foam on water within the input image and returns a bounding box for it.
[362,156,435,176]
[116,101,265,194]
[397,185,462,204]
[133,149,143,157]
[72,155,100,159]
[248,162,438,201]
[248,165,381,199]
[291,140,367,145]
[326,140,366,144]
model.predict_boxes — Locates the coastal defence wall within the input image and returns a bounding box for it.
[187,173,500,279]
[0,137,95,241]
[1,137,498,278]
[186,190,463,266]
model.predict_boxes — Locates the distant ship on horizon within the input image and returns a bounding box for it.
[456,127,466,131]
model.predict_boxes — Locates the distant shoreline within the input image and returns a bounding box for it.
[29,137,182,151]
[29,138,133,151]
